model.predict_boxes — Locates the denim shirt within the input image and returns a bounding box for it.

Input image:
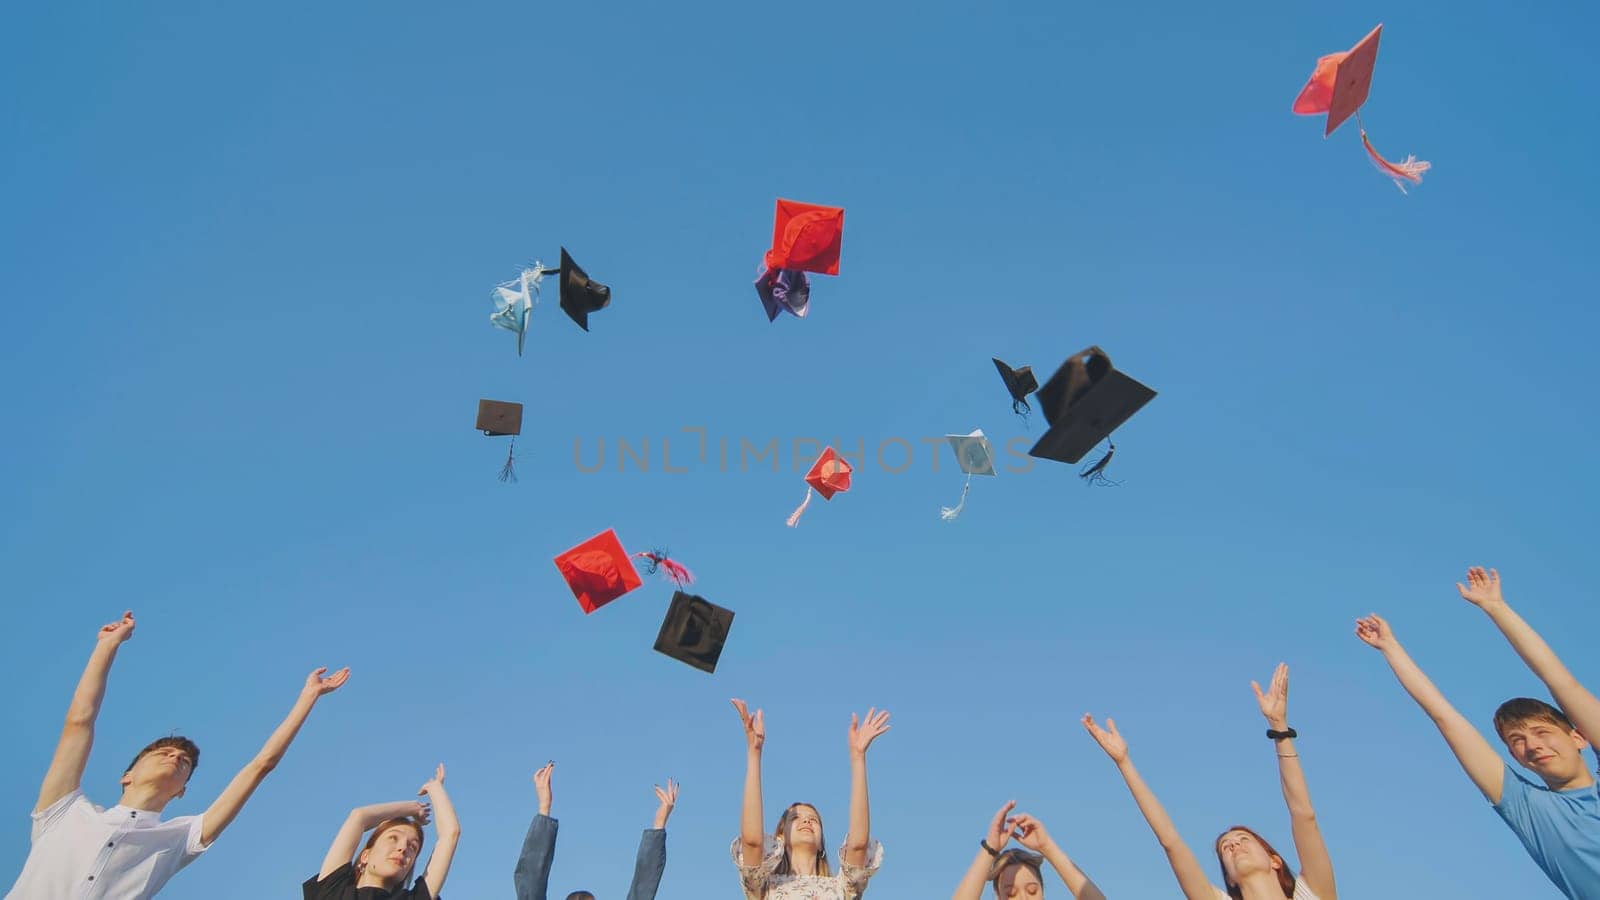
[514,814,666,900]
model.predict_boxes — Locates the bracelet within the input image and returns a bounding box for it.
[1277,753,1299,758]
[980,839,1000,857]
[1266,727,1298,741]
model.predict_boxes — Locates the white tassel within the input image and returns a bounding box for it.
[786,487,814,527]
[940,475,972,521]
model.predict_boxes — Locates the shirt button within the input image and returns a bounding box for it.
[107,842,115,847]
[87,876,94,881]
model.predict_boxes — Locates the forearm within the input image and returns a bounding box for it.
[1115,759,1211,900]
[844,753,871,858]
[254,695,318,770]
[740,749,764,848]
[513,814,557,900]
[1043,843,1105,900]
[1273,736,1315,819]
[626,828,667,900]
[429,785,461,840]
[1380,643,1467,727]
[952,848,992,900]
[353,801,426,829]
[65,643,120,726]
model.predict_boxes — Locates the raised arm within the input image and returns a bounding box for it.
[1356,614,1506,802]
[1083,715,1212,900]
[201,666,349,846]
[844,708,891,868]
[514,763,556,900]
[732,699,767,867]
[319,800,432,880]
[1013,813,1108,900]
[1459,567,1600,745]
[419,764,461,896]
[1253,663,1335,900]
[36,611,135,812]
[626,780,676,900]
[953,801,1017,900]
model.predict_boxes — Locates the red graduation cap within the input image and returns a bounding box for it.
[1293,24,1430,193]
[764,199,845,276]
[553,529,643,614]
[786,446,853,527]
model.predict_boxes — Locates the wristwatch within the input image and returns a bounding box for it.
[1266,727,1298,740]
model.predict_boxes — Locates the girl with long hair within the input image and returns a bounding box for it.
[730,699,890,899]
[1083,664,1336,900]
[304,764,461,900]
[952,800,1107,899]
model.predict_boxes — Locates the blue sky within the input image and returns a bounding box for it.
[3,1,1598,897]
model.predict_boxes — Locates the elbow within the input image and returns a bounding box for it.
[1290,806,1318,825]
[63,709,95,729]
[437,823,462,843]
[250,755,282,776]
[843,837,870,855]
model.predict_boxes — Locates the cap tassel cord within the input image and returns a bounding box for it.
[940,474,973,521]
[499,439,518,483]
[785,487,814,527]
[1358,117,1429,194]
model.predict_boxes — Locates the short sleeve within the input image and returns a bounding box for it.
[183,814,211,858]
[30,789,87,840]
[837,840,883,899]
[304,862,354,899]
[409,875,436,900]
[730,835,783,899]
[1493,762,1538,839]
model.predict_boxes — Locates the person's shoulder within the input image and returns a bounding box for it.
[304,862,355,893]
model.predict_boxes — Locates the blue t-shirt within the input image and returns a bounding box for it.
[1493,763,1600,899]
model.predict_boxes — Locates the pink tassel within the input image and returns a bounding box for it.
[635,551,695,587]
[785,487,814,527]
[1362,130,1430,194]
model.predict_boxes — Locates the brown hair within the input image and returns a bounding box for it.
[773,802,831,877]
[124,736,200,783]
[1494,698,1578,742]
[356,817,426,888]
[1214,825,1295,899]
[989,848,1045,897]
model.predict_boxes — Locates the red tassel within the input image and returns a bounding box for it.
[635,551,694,587]
[1362,130,1430,194]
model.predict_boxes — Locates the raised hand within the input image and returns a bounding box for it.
[985,800,1018,851]
[848,708,892,756]
[1354,613,1397,652]
[98,611,136,645]
[1252,663,1290,731]
[302,666,351,700]
[1082,714,1129,764]
[418,763,446,798]
[1457,566,1505,610]
[653,778,679,829]
[533,761,554,815]
[731,699,765,752]
[403,799,433,826]
[1011,813,1054,852]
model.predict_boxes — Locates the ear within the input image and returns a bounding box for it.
[119,771,133,789]
[355,849,370,873]
[1269,853,1285,871]
[1571,729,1591,751]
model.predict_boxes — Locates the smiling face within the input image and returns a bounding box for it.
[783,804,823,850]
[357,820,423,888]
[1499,715,1591,786]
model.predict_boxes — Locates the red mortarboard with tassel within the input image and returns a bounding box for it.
[786,446,853,527]
[1294,24,1430,194]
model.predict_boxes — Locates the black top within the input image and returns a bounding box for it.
[303,863,436,900]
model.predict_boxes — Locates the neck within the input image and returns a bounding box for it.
[788,848,819,876]
[117,785,173,813]
[356,870,401,890]
[1234,871,1288,900]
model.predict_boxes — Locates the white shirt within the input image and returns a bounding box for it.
[6,790,208,900]
[1213,878,1322,900]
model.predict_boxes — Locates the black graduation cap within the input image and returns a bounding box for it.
[1028,346,1155,465]
[476,399,523,482]
[992,357,1039,419]
[556,247,611,332]
[653,591,735,674]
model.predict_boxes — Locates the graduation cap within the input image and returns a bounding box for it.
[992,358,1039,423]
[555,247,612,331]
[1028,347,1155,478]
[1294,24,1430,193]
[553,529,642,614]
[476,399,523,482]
[786,446,853,527]
[940,429,996,521]
[489,265,545,356]
[653,590,735,674]
[754,199,843,322]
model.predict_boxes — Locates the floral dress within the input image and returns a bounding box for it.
[730,835,884,900]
